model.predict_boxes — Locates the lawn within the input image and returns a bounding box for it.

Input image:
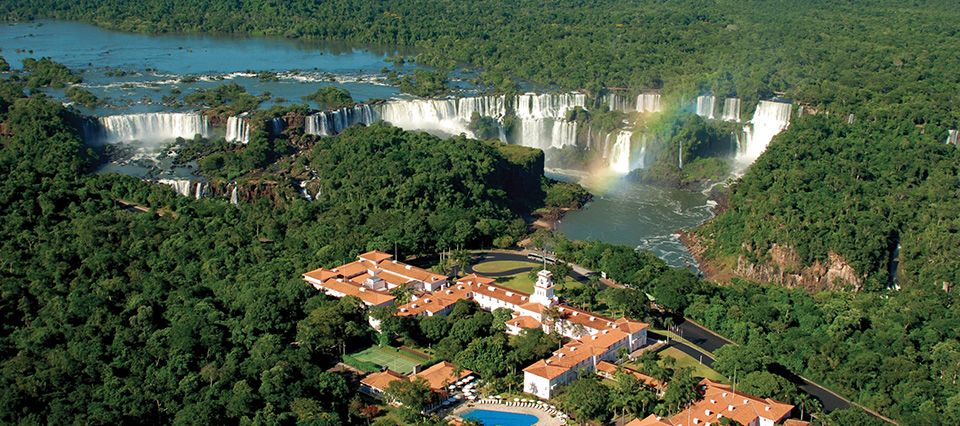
[658,347,726,382]
[494,273,583,294]
[350,346,430,375]
[472,260,540,274]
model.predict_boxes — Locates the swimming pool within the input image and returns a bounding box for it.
[462,409,539,426]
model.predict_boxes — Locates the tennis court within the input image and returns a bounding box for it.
[351,346,429,375]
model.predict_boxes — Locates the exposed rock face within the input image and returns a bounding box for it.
[682,232,864,291]
[734,245,863,291]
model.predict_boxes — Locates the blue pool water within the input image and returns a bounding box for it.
[462,409,539,426]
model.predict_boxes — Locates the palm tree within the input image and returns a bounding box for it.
[794,393,823,421]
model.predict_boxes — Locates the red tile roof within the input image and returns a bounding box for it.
[361,370,407,391]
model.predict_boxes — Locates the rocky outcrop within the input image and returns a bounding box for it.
[682,232,864,292]
[734,245,863,291]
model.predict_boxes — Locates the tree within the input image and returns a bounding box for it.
[737,371,797,402]
[492,307,514,333]
[560,376,610,423]
[297,297,370,355]
[455,335,509,378]
[384,378,433,412]
[301,87,354,110]
[419,315,451,343]
[610,371,656,422]
[662,368,699,413]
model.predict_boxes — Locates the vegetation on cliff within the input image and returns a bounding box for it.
[697,114,960,291]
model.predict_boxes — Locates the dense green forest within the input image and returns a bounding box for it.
[0,73,564,422]
[2,1,960,424]
[3,0,960,129]
[697,114,960,290]
[539,233,960,425]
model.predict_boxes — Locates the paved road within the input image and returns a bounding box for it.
[648,331,715,367]
[470,250,877,420]
[673,318,851,414]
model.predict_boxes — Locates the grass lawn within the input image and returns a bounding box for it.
[659,347,726,382]
[494,273,583,294]
[472,260,540,274]
[350,346,430,375]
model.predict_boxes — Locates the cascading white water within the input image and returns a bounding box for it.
[721,98,741,122]
[95,113,210,143]
[508,93,585,150]
[517,118,579,149]
[738,100,793,164]
[375,96,505,136]
[158,179,194,197]
[194,182,204,199]
[601,93,633,112]
[230,186,238,205]
[514,92,586,119]
[609,130,633,174]
[225,116,250,144]
[696,95,717,120]
[946,129,959,145]
[636,93,662,113]
[304,105,376,136]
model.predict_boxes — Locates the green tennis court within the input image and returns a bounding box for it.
[351,346,428,375]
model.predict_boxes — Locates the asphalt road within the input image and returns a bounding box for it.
[673,319,851,413]
[470,250,863,417]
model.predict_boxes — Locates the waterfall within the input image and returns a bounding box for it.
[373,95,507,137]
[304,105,376,136]
[516,118,578,149]
[94,112,210,143]
[721,98,741,122]
[738,100,793,164]
[637,134,647,170]
[229,186,239,205]
[696,95,717,120]
[609,130,633,174]
[158,179,194,197]
[515,92,586,119]
[268,117,286,136]
[225,115,250,144]
[636,93,662,113]
[194,182,204,199]
[601,93,633,112]
[678,139,683,169]
[946,129,958,145]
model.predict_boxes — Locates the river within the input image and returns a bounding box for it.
[0,20,411,114]
[2,20,718,267]
[548,172,715,269]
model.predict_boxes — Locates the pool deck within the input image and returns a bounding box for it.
[452,403,564,426]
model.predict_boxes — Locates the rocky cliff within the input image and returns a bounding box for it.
[683,232,864,291]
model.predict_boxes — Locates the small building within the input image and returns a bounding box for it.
[359,362,474,402]
[627,379,796,426]
[359,370,408,398]
[411,361,474,394]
